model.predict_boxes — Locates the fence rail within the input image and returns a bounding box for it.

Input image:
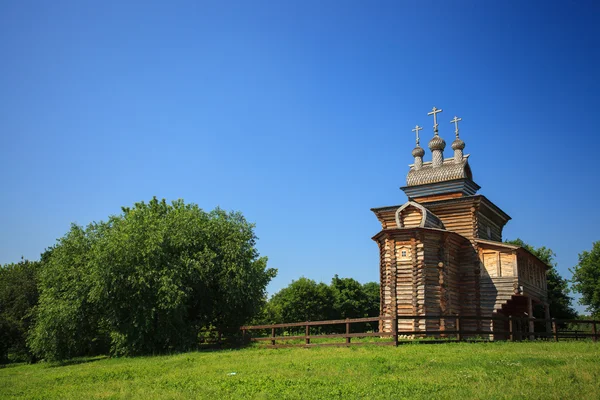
[238,315,599,348]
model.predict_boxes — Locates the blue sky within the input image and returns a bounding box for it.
[1,1,598,311]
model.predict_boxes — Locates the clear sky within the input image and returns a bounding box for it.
[1,1,598,311]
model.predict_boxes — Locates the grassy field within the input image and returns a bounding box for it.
[1,341,599,399]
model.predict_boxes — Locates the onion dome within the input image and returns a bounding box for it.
[428,135,446,151]
[451,138,465,150]
[412,145,425,158]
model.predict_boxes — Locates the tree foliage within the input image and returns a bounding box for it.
[331,275,373,319]
[0,259,40,363]
[29,198,275,360]
[505,238,577,319]
[266,276,380,329]
[571,241,600,317]
[268,277,336,323]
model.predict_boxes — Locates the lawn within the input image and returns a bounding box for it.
[1,342,598,399]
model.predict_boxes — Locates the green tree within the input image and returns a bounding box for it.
[505,238,577,319]
[0,259,40,363]
[29,198,275,360]
[268,277,335,323]
[330,275,370,319]
[571,241,600,317]
[28,224,112,361]
[263,276,381,333]
[362,281,381,318]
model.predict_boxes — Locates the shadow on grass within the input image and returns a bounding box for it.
[47,356,109,368]
[0,361,30,370]
[0,356,107,369]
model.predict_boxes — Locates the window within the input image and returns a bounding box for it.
[398,246,411,260]
[487,226,492,239]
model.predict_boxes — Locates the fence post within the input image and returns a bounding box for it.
[552,318,558,342]
[242,328,246,344]
[593,321,597,343]
[271,327,276,346]
[508,316,514,342]
[392,316,398,346]
[305,324,310,345]
[218,330,222,347]
[456,316,462,342]
[346,319,351,345]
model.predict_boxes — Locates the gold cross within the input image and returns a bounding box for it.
[412,125,423,145]
[427,106,443,134]
[450,116,462,138]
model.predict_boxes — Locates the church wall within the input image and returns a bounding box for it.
[379,238,395,333]
[374,209,397,230]
[377,228,479,334]
[423,200,477,239]
[400,207,422,227]
[500,253,516,276]
[420,231,465,332]
[395,240,421,332]
[422,233,444,331]
[476,212,503,241]
[376,228,516,336]
[413,192,464,203]
[444,234,465,317]
[480,249,517,278]
[517,252,548,303]
[476,246,520,325]
[457,240,482,331]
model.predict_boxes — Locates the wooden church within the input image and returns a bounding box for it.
[372,107,549,336]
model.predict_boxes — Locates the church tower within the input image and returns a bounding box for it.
[371,107,550,337]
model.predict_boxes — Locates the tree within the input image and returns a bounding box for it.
[29,198,275,360]
[263,276,381,333]
[505,238,577,319]
[268,277,336,323]
[571,241,600,317]
[0,259,40,363]
[330,275,370,319]
[362,281,380,318]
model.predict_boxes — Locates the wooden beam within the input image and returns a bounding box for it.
[527,297,534,340]
[544,303,551,335]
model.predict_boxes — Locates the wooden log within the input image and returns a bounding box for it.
[527,298,535,340]
[305,324,310,345]
[392,316,398,346]
[346,320,351,344]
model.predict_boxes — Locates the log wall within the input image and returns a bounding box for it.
[516,252,548,302]
[423,200,477,239]
[480,249,517,278]
[374,209,397,230]
[372,196,538,336]
[458,240,482,331]
[400,207,422,228]
[477,212,503,241]
[375,229,482,334]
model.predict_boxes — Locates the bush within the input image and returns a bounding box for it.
[0,260,40,363]
[29,198,275,360]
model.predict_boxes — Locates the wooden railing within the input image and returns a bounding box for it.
[239,315,600,348]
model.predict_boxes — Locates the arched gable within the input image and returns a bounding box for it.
[395,201,445,230]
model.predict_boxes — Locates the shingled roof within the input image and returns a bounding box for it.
[406,155,473,187]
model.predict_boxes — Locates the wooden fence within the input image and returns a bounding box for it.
[239,315,600,348]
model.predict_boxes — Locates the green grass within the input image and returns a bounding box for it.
[1,342,599,399]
